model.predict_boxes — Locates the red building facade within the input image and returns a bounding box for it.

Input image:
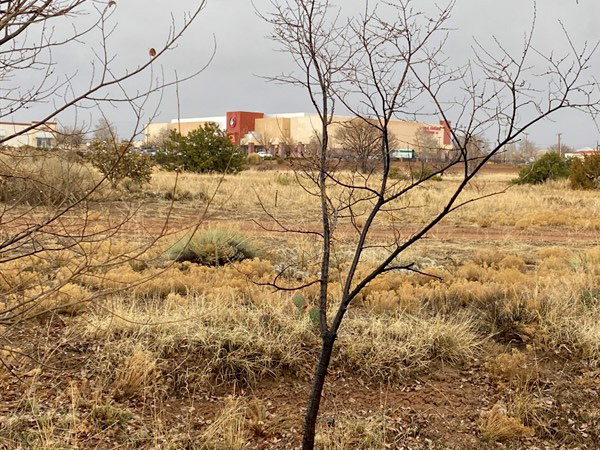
[226,111,264,145]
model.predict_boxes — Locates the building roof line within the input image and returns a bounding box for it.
[0,121,57,126]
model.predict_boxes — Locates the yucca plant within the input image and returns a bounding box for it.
[164,229,259,266]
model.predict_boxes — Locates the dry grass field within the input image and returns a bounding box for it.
[1,163,600,449]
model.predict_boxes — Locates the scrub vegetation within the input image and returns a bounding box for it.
[1,166,600,449]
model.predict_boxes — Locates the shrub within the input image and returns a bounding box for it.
[113,347,158,399]
[91,404,132,429]
[246,153,262,165]
[156,123,245,174]
[411,165,442,181]
[88,141,153,188]
[163,229,260,265]
[569,154,600,190]
[515,152,569,185]
[0,152,99,206]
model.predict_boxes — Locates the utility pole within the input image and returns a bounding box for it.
[557,133,562,157]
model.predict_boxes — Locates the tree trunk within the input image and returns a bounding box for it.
[302,331,336,450]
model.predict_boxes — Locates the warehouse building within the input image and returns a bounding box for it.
[0,121,57,148]
[145,111,452,159]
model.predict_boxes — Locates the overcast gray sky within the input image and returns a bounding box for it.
[15,0,600,149]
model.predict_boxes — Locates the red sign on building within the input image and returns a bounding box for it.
[226,111,264,145]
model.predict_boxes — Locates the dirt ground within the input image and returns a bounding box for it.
[2,316,598,449]
[2,165,600,449]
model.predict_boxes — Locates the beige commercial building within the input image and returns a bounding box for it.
[0,121,58,148]
[145,116,227,144]
[146,111,452,159]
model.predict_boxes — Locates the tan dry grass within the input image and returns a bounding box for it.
[314,412,396,449]
[339,314,480,380]
[198,396,248,450]
[113,347,158,399]
[479,403,534,441]
[144,169,600,230]
[84,292,317,386]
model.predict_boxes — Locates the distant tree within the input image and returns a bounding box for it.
[518,137,539,161]
[570,154,600,189]
[93,118,118,144]
[147,127,173,150]
[502,142,519,164]
[414,126,439,162]
[157,122,245,173]
[548,143,572,157]
[335,119,390,172]
[55,126,86,151]
[516,152,570,184]
[278,134,296,158]
[254,131,275,152]
[455,134,490,170]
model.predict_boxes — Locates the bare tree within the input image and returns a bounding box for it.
[0,0,214,371]
[519,135,540,161]
[335,118,391,172]
[278,133,296,158]
[414,126,440,162]
[92,118,118,144]
[549,142,572,155]
[147,126,172,150]
[253,130,275,153]
[54,125,87,151]
[262,0,599,448]
[455,133,490,169]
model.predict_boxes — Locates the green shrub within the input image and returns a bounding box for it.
[569,154,600,190]
[91,404,132,429]
[247,153,262,165]
[88,141,153,188]
[156,123,245,174]
[515,152,569,185]
[164,229,260,265]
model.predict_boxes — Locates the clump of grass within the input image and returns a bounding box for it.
[85,295,317,387]
[199,397,248,450]
[339,314,479,380]
[315,410,402,449]
[485,348,538,384]
[410,165,443,181]
[479,403,534,441]
[163,229,260,266]
[274,172,295,185]
[387,167,408,180]
[91,404,132,430]
[32,283,91,316]
[246,153,262,165]
[0,152,101,206]
[113,347,158,399]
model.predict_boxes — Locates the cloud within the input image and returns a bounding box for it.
[10,0,600,148]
